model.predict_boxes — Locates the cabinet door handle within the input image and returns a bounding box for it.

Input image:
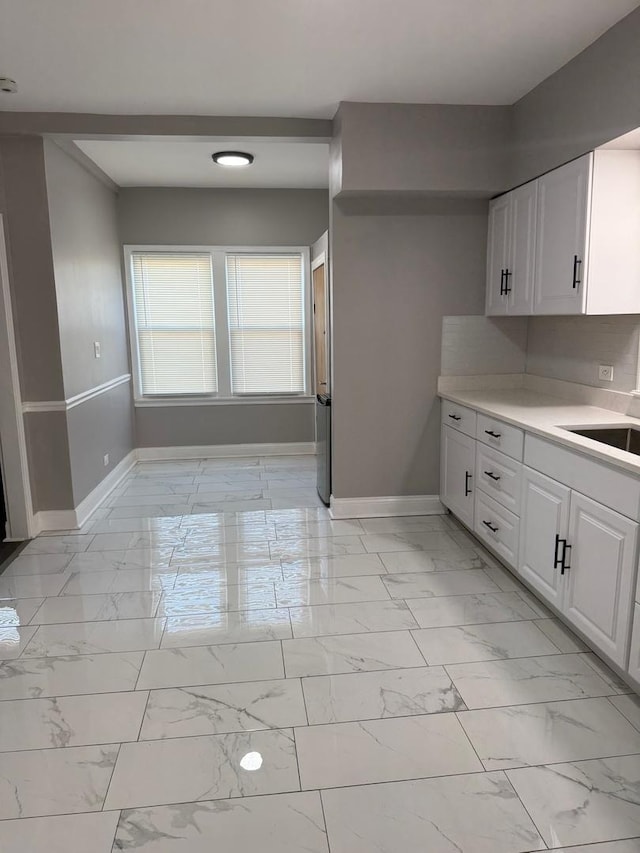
[499,269,505,295]
[554,534,562,567]
[561,543,572,574]
[482,520,499,533]
[464,471,472,497]
[484,471,501,481]
[448,414,461,421]
[503,269,512,295]
[572,255,582,289]
[484,429,502,439]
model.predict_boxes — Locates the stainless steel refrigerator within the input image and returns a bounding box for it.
[316,393,331,505]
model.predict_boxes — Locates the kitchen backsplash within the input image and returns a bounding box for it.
[526,315,640,392]
[440,315,527,376]
[441,314,640,394]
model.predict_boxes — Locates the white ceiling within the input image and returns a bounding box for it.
[1,0,639,117]
[75,139,329,187]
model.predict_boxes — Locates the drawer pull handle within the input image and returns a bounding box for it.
[448,414,462,421]
[485,429,502,439]
[484,471,501,482]
[482,520,499,533]
[554,534,571,572]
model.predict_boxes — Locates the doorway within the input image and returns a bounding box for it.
[0,214,34,542]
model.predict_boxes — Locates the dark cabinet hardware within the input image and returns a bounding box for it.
[572,255,582,289]
[482,520,499,533]
[464,471,472,497]
[554,534,562,567]
[499,269,506,295]
[484,429,502,439]
[554,534,571,572]
[484,471,501,481]
[503,269,512,295]
[448,414,461,421]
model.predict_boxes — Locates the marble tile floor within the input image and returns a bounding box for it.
[1,456,640,851]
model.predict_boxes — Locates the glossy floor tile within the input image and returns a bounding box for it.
[104,729,299,809]
[321,772,545,853]
[1,455,639,852]
[114,791,329,852]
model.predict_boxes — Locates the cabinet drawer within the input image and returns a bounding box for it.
[441,401,476,438]
[475,445,522,515]
[525,434,640,521]
[477,414,524,460]
[474,489,520,570]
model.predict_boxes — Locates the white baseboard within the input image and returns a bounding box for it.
[137,442,317,461]
[74,450,137,529]
[330,495,444,519]
[32,509,78,535]
[32,450,137,534]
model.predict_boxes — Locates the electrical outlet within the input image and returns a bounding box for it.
[598,364,614,382]
[103,453,109,467]
[94,341,101,359]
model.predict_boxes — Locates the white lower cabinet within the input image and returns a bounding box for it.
[564,492,637,666]
[440,397,640,679]
[519,467,570,610]
[440,425,475,529]
[474,489,520,569]
[518,466,637,667]
[628,606,640,683]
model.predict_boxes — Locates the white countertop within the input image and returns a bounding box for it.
[439,387,640,477]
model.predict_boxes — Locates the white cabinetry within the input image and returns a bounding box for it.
[564,492,637,665]
[486,150,640,317]
[485,182,536,316]
[519,467,569,609]
[518,464,637,667]
[440,425,475,529]
[534,155,590,315]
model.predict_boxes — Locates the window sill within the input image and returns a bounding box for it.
[134,396,315,408]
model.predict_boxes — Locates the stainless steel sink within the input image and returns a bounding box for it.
[566,426,640,455]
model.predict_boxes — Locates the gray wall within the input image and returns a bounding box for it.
[0,137,65,401]
[43,141,134,506]
[44,141,131,398]
[511,6,640,185]
[118,188,329,246]
[135,402,314,448]
[336,103,512,197]
[331,198,488,499]
[119,187,327,448]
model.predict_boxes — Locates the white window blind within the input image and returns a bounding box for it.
[226,253,305,394]
[131,252,217,395]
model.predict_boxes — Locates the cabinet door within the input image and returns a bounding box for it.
[564,492,637,667]
[485,194,511,316]
[518,467,570,607]
[534,154,592,315]
[440,425,475,529]
[508,181,537,315]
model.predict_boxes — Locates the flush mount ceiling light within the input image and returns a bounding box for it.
[212,151,254,167]
[0,78,17,94]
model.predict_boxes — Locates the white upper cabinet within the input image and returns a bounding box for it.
[485,194,511,315]
[486,150,640,316]
[486,182,536,316]
[534,155,590,315]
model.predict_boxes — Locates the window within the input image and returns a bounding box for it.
[126,246,309,401]
[226,254,305,394]
[131,252,217,395]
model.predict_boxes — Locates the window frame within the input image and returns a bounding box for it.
[124,244,312,406]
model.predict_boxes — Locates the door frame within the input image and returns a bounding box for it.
[311,251,329,396]
[0,214,35,540]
